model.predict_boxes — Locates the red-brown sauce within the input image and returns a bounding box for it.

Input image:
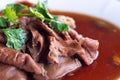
[50,11,120,80]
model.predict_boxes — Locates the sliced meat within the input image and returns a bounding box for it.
[48,35,99,65]
[48,36,66,63]
[27,25,44,62]
[68,28,83,41]
[32,19,62,40]
[82,37,99,60]
[0,63,27,80]
[0,45,46,76]
[46,57,81,79]
[34,57,81,80]
[18,17,31,31]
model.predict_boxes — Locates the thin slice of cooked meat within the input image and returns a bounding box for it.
[68,28,83,41]
[0,63,27,80]
[27,25,44,62]
[46,57,81,79]
[32,19,62,41]
[68,28,99,60]
[0,45,46,76]
[48,36,99,65]
[18,17,31,32]
[82,37,99,60]
[34,57,81,80]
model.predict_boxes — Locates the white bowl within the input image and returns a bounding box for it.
[0,0,120,80]
[0,0,120,28]
[47,0,120,28]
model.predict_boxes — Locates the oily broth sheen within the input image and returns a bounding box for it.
[50,11,120,80]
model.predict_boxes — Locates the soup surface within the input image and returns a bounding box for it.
[50,11,120,80]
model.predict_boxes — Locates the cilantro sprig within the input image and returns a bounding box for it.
[3,6,18,24]
[49,20,69,32]
[0,17,9,28]
[2,1,69,32]
[30,1,69,32]
[2,4,28,24]
[2,28,26,51]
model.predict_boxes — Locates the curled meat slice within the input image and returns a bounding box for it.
[33,20,62,40]
[0,63,27,80]
[0,45,46,76]
[48,35,99,65]
[34,57,81,80]
[68,28,99,60]
[27,26,44,62]
[82,37,99,60]
[46,57,81,79]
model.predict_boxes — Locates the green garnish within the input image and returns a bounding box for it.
[30,7,45,22]
[1,28,26,51]
[2,4,28,24]
[7,4,28,14]
[49,21,69,32]
[30,1,69,32]
[30,1,53,22]
[0,17,8,28]
[53,16,58,21]
[2,1,69,32]
[2,6,18,24]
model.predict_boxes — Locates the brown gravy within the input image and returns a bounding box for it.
[50,11,120,80]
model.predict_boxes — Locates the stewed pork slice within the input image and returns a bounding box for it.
[34,57,81,80]
[68,28,99,61]
[27,25,44,62]
[0,45,46,76]
[48,35,99,65]
[31,19,62,41]
[0,63,27,80]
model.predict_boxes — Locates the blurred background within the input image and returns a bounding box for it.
[0,0,120,27]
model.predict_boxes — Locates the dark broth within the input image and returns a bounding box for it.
[50,11,120,80]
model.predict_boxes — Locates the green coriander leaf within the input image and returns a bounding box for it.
[35,1,53,19]
[2,28,26,51]
[53,16,58,21]
[29,1,53,22]
[3,6,18,24]
[30,8,45,22]
[30,1,69,33]
[0,17,8,28]
[49,20,69,32]
[7,4,28,14]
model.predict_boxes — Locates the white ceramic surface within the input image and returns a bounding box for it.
[0,0,120,28]
[47,0,120,28]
